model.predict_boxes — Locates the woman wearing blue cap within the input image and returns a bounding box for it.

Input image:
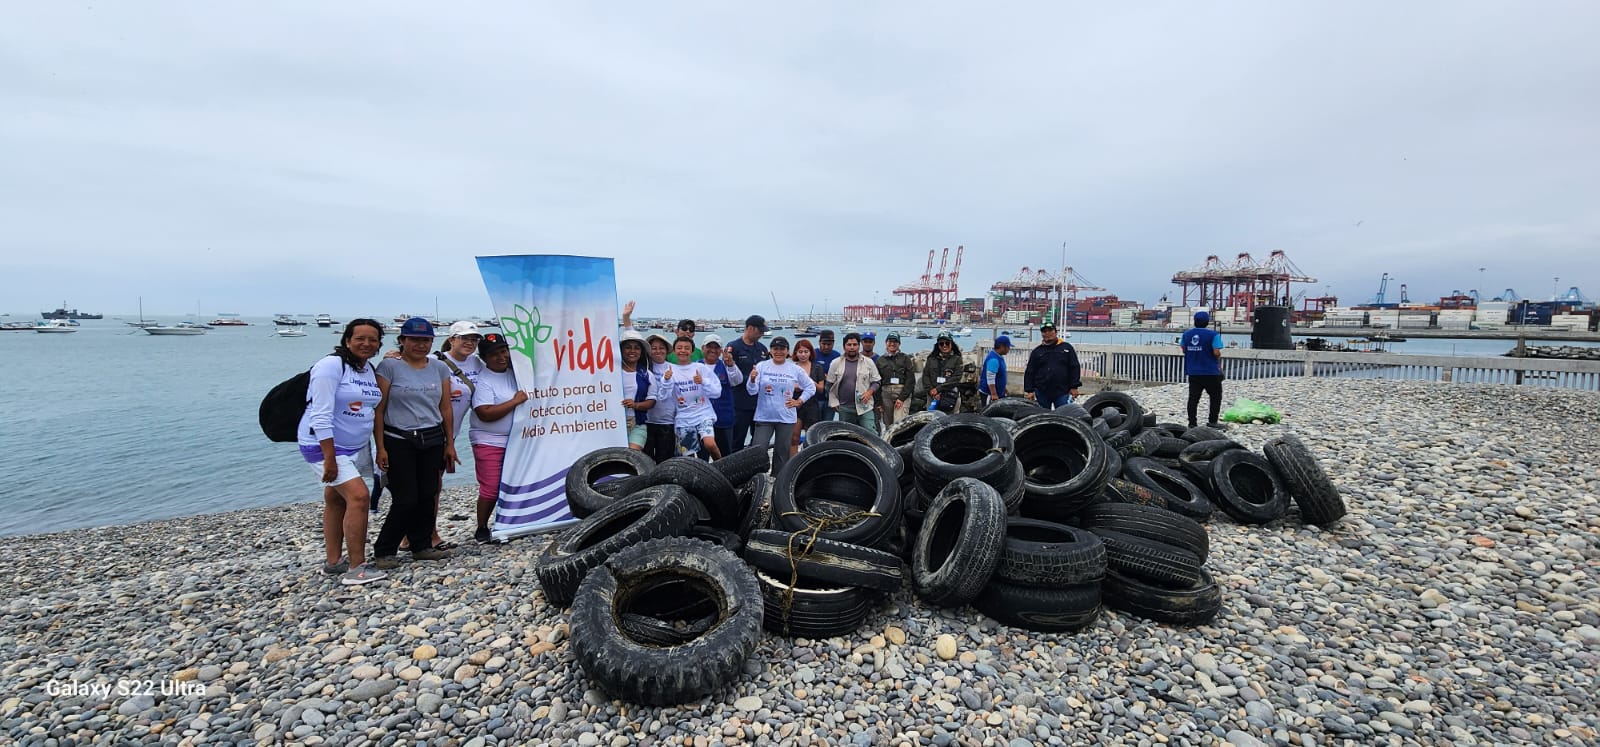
[1182,311,1226,427]
[372,317,458,568]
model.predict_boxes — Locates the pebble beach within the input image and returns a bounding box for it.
[4,378,1598,746]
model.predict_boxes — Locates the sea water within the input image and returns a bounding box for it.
[0,318,1591,536]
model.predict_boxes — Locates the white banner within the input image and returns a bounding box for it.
[477,255,627,539]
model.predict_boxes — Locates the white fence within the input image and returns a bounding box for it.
[996,344,1600,391]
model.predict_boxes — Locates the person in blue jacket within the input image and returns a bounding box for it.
[982,335,1012,404]
[1022,323,1081,409]
[1183,311,1225,427]
[700,334,744,460]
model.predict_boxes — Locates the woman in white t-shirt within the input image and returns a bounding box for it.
[297,318,387,586]
[468,333,525,543]
[745,336,815,476]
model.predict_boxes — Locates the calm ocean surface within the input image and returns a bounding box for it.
[1,317,1592,537]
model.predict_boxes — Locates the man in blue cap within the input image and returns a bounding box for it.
[1183,310,1225,427]
[982,335,1012,405]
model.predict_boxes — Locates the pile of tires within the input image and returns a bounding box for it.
[1080,502,1220,625]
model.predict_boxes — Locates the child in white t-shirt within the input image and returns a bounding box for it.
[662,337,723,459]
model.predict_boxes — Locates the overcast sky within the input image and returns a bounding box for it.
[4,1,1597,319]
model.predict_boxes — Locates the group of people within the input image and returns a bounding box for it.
[297,318,523,585]
[298,303,1224,585]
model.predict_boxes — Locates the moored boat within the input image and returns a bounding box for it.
[35,319,79,333]
[209,319,250,327]
[144,322,210,336]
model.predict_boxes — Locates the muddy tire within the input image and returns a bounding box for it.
[743,529,903,592]
[994,518,1105,586]
[771,440,901,549]
[565,447,657,519]
[1095,478,1170,510]
[1078,502,1209,561]
[1122,457,1213,520]
[1209,450,1290,525]
[1263,433,1347,525]
[536,486,697,608]
[1102,568,1222,626]
[570,537,762,705]
[973,581,1101,633]
[642,457,741,529]
[912,477,1007,607]
[754,568,879,638]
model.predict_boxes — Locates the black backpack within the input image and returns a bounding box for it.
[259,355,343,442]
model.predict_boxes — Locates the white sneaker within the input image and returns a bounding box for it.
[340,566,387,586]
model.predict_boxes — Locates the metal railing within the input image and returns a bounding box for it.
[994,344,1600,391]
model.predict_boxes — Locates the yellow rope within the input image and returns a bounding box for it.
[774,509,882,636]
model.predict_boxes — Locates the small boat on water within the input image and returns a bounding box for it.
[144,322,210,336]
[2,321,39,331]
[35,319,79,333]
[41,302,101,320]
[315,314,337,327]
[275,327,307,338]
[209,319,250,327]
[273,316,306,326]
[951,327,973,337]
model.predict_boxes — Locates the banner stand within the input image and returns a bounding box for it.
[476,255,627,541]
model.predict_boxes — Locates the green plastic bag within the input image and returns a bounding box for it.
[1221,397,1281,424]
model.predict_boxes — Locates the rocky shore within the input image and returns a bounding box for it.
[3,379,1598,746]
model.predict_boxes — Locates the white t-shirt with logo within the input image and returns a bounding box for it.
[747,359,815,425]
[297,356,381,461]
[663,362,720,426]
[440,352,484,439]
[469,366,520,448]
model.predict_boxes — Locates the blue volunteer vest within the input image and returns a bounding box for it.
[983,349,1007,399]
[1183,328,1222,376]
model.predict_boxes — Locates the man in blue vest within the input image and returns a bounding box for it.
[982,335,1011,404]
[1183,311,1226,427]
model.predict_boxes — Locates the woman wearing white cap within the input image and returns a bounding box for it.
[424,320,483,551]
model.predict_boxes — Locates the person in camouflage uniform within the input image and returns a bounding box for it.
[874,331,916,429]
[911,331,965,413]
[950,361,984,414]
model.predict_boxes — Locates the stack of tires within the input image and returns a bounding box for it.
[1079,502,1220,625]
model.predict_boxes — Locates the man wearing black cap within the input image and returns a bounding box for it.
[875,331,915,429]
[1023,322,1081,410]
[726,315,770,451]
[814,330,841,423]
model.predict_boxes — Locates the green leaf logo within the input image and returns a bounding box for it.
[500,304,553,364]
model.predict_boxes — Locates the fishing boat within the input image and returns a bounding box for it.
[315,314,337,327]
[35,319,79,333]
[274,327,308,338]
[209,318,250,327]
[272,315,306,326]
[144,322,210,336]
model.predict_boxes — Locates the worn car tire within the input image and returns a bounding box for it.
[1209,449,1290,525]
[754,568,879,639]
[1083,391,1144,437]
[1263,433,1347,525]
[771,440,901,549]
[973,580,1101,633]
[807,421,904,479]
[983,396,1046,421]
[1102,568,1222,626]
[570,537,762,705]
[735,473,772,541]
[1122,457,1213,520]
[537,486,697,608]
[886,410,946,448]
[1179,439,1245,463]
[642,457,741,529]
[1180,425,1229,443]
[1078,502,1209,561]
[912,477,1007,607]
[565,447,657,519]
[911,414,1016,495]
[743,529,903,592]
[1013,413,1110,521]
[994,518,1105,586]
[713,447,771,489]
[1095,477,1170,510]
[1088,528,1204,588]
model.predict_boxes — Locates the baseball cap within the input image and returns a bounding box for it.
[769,336,790,349]
[744,315,767,332]
[995,335,1012,347]
[702,333,723,346]
[479,333,509,352]
[862,331,875,340]
[886,332,901,342]
[399,317,435,338]
[936,331,953,342]
[1040,322,1057,332]
[448,320,481,337]
[1194,311,1211,324]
